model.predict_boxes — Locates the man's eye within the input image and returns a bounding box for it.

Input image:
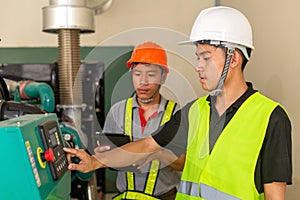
[196,56,210,61]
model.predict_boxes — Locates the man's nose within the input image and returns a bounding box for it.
[140,74,149,85]
[195,60,204,72]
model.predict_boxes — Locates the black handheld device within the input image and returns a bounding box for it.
[96,133,141,173]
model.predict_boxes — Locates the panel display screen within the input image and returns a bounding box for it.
[48,126,58,146]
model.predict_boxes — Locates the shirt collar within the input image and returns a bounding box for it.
[207,82,257,110]
[231,82,257,109]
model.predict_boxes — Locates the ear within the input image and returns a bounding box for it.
[230,50,242,69]
[160,72,167,84]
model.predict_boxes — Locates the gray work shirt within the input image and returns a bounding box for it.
[102,94,181,196]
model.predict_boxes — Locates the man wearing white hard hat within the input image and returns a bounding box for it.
[64,6,292,200]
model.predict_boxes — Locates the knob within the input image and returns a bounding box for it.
[41,148,55,163]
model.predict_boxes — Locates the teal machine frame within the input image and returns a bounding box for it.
[0,46,135,194]
[0,114,70,199]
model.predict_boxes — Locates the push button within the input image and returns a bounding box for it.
[41,148,55,163]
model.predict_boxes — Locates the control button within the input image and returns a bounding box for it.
[41,148,55,163]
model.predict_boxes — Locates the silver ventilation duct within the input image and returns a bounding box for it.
[43,0,95,111]
[43,0,95,33]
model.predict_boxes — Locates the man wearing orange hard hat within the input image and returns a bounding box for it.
[101,41,184,200]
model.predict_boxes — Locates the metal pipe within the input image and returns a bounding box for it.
[3,79,55,113]
[22,82,55,112]
[57,29,81,106]
[43,0,94,122]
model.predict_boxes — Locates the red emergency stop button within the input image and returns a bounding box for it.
[41,148,55,163]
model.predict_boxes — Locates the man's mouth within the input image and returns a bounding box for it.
[199,75,206,83]
[137,89,149,94]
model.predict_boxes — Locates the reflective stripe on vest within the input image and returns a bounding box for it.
[124,98,176,195]
[178,180,239,200]
[124,98,133,141]
[178,180,200,197]
[176,93,278,200]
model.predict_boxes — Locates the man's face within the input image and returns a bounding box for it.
[194,43,226,91]
[131,63,164,100]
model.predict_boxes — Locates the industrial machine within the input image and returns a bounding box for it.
[0,114,70,199]
[0,46,134,199]
[0,62,103,200]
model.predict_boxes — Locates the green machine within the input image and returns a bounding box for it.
[0,46,135,195]
[0,113,71,199]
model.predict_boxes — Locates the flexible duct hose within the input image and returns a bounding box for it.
[58,29,82,106]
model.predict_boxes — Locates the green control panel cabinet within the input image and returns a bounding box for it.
[0,114,71,200]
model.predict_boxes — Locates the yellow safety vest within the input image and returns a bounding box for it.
[113,97,176,200]
[176,93,279,200]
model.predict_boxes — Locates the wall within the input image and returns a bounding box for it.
[0,0,299,199]
[0,0,213,103]
[0,0,212,47]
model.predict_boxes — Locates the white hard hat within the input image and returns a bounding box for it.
[180,6,254,50]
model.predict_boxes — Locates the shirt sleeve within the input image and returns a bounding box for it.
[102,100,126,133]
[152,102,193,156]
[261,105,293,185]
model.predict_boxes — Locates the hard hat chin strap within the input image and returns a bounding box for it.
[209,44,236,96]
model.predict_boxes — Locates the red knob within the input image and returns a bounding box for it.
[41,148,55,163]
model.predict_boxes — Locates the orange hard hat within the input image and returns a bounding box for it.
[127,41,169,73]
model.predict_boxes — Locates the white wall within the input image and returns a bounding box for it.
[0,0,213,47]
[1,0,299,199]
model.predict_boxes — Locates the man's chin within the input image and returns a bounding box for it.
[200,82,218,92]
[137,93,151,98]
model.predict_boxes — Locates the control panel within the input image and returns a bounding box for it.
[38,119,68,180]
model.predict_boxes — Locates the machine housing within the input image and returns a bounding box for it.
[0,113,70,200]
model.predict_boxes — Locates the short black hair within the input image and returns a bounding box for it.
[196,40,252,71]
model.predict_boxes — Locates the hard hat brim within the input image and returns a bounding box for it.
[177,40,195,45]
